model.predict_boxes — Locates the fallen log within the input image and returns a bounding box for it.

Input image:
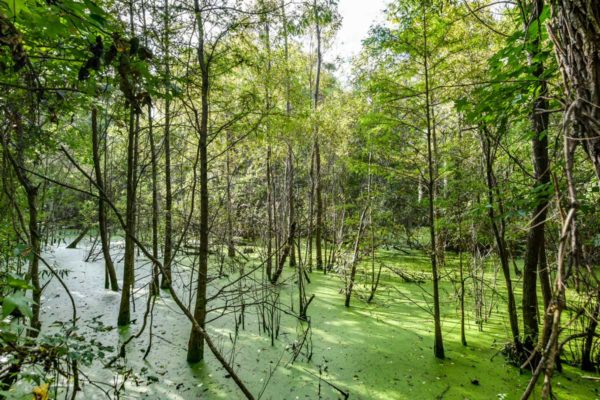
[66,226,90,249]
[388,266,427,284]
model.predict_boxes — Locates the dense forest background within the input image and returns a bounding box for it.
[1,0,600,399]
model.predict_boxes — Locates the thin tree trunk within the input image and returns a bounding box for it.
[422,5,444,359]
[117,4,140,323]
[91,107,119,291]
[226,131,235,258]
[282,0,295,268]
[581,290,600,371]
[118,106,138,326]
[459,249,467,346]
[139,0,160,297]
[522,0,551,352]
[307,143,315,270]
[148,103,160,295]
[262,4,274,280]
[313,0,323,271]
[538,238,552,319]
[287,143,295,267]
[481,131,521,350]
[271,222,295,285]
[133,113,140,259]
[265,146,274,280]
[345,204,368,307]
[66,226,90,249]
[161,0,174,289]
[4,111,42,336]
[24,187,40,336]
[366,149,379,303]
[524,137,578,400]
[188,1,209,361]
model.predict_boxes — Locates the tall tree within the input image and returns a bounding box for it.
[480,125,521,351]
[161,0,174,289]
[187,0,211,362]
[422,3,444,358]
[3,109,42,336]
[91,107,119,292]
[519,0,552,353]
[312,0,324,271]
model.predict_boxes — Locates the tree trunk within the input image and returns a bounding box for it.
[226,131,235,258]
[148,103,160,295]
[281,0,296,268]
[287,144,296,267]
[271,223,295,285]
[307,143,315,270]
[581,290,600,371]
[91,107,119,291]
[538,238,552,319]
[313,0,323,271]
[549,0,600,181]
[459,249,467,346]
[481,131,521,350]
[422,6,444,359]
[266,146,273,280]
[188,2,209,362]
[4,111,42,336]
[25,188,40,336]
[161,0,173,289]
[345,205,368,307]
[66,226,90,249]
[537,138,577,400]
[522,0,551,352]
[118,106,138,327]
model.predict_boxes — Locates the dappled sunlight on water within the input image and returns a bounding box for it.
[37,243,599,399]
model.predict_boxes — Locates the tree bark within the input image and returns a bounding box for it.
[549,0,600,181]
[266,146,273,280]
[188,1,209,362]
[282,1,295,268]
[521,0,551,352]
[3,111,42,336]
[118,106,138,326]
[459,249,467,346]
[271,223,296,285]
[313,0,323,271]
[24,187,40,336]
[345,205,368,307]
[422,5,444,359]
[148,103,160,295]
[161,0,174,290]
[226,131,235,258]
[66,226,90,249]
[481,130,521,350]
[287,143,295,267]
[91,107,119,291]
[581,290,600,371]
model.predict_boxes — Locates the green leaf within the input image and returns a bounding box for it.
[12,243,28,257]
[90,13,106,25]
[6,0,27,17]
[2,293,33,319]
[7,275,33,290]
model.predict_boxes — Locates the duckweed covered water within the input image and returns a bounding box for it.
[38,243,599,399]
